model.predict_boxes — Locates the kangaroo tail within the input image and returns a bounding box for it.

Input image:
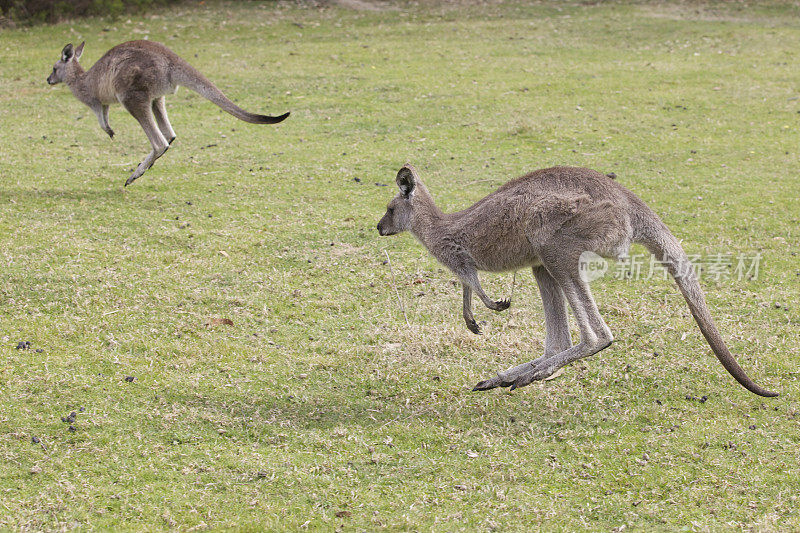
[172,63,289,124]
[635,210,778,397]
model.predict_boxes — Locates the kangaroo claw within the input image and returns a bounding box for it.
[466,319,483,335]
[494,298,511,311]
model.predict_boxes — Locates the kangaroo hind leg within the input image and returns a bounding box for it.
[533,265,572,358]
[122,95,170,186]
[152,96,176,145]
[473,265,574,391]
[508,270,613,389]
[474,257,612,391]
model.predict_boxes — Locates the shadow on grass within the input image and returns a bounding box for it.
[152,378,574,440]
[0,186,129,203]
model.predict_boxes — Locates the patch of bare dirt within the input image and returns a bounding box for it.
[330,0,392,10]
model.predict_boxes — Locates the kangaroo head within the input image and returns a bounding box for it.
[377,164,421,236]
[47,42,85,85]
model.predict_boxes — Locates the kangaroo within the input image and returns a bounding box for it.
[377,164,778,398]
[47,41,290,186]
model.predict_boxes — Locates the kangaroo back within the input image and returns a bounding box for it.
[171,61,289,124]
[633,207,777,397]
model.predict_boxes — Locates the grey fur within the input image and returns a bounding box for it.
[377,164,778,398]
[47,40,290,186]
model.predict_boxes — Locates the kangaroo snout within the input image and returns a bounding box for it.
[377,215,396,236]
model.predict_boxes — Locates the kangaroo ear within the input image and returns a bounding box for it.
[74,41,85,60]
[396,165,417,198]
[61,43,74,62]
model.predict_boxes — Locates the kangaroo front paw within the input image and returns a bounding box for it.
[466,319,482,335]
[494,299,511,311]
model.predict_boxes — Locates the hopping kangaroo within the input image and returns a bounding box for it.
[47,41,290,186]
[377,164,777,397]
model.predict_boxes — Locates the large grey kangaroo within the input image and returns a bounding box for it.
[377,164,777,397]
[47,41,290,186]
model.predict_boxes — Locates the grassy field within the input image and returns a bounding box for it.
[1,0,799,530]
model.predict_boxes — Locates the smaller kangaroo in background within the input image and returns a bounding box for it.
[377,164,778,398]
[47,41,290,186]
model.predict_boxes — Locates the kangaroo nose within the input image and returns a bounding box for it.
[377,223,383,235]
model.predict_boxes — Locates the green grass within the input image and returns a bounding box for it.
[1,1,799,530]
